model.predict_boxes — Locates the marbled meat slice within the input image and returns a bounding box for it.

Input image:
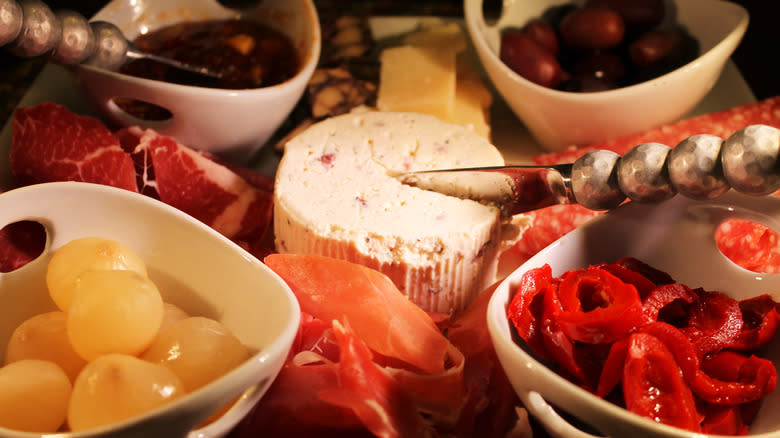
[534,97,780,165]
[10,102,137,191]
[129,128,273,253]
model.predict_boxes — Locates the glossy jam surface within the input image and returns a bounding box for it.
[120,18,300,90]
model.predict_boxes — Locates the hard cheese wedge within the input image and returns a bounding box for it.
[377,45,457,121]
[377,21,492,139]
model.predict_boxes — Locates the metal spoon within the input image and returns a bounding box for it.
[0,0,222,79]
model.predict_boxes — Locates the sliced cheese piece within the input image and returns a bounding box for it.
[377,45,456,121]
[448,78,492,139]
[378,26,494,140]
[275,111,513,314]
[456,52,492,107]
[401,21,468,54]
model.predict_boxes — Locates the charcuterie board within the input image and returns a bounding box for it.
[0,16,757,192]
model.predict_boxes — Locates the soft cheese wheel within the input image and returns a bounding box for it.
[274,111,506,314]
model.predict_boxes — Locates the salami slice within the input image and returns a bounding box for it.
[534,97,780,165]
[715,218,780,274]
[10,102,138,191]
[511,204,602,263]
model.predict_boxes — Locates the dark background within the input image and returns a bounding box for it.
[1,0,777,125]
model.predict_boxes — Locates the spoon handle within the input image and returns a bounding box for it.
[0,0,221,78]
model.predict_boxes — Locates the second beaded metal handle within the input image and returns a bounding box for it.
[0,0,221,77]
[397,124,779,216]
[572,124,780,210]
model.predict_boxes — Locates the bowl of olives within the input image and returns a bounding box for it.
[464,0,748,152]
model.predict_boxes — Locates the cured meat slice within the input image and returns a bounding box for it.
[318,321,433,438]
[8,103,275,260]
[130,128,274,253]
[0,221,46,273]
[264,253,451,375]
[511,204,602,264]
[534,97,780,165]
[10,102,137,191]
[242,254,527,437]
[715,218,780,274]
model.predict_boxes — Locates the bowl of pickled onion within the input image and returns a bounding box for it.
[464,0,749,152]
[487,191,780,437]
[0,182,300,437]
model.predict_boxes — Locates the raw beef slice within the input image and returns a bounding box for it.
[10,102,137,191]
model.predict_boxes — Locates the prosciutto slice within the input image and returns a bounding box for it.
[123,128,273,253]
[243,254,526,437]
[10,102,137,191]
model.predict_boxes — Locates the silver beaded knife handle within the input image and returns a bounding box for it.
[0,0,221,77]
[397,124,780,216]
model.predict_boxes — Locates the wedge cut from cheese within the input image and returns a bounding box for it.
[377,45,456,121]
[274,111,510,314]
[451,75,492,139]
[401,21,468,53]
[377,23,493,140]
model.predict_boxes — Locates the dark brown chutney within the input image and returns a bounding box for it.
[119,18,300,90]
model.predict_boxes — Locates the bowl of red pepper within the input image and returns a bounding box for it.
[487,190,780,437]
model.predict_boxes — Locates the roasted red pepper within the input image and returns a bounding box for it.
[613,257,674,287]
[622,333,701,432]
[691,351,777,405]
[596,337,629,397]
[507,265,555,360]
[639,322,699,383]
[540,281,587,383]
[728,294,780,351]
[642,283,698,324]
[506,259,780,435]
[701,404,748,436]
[599,261,657,299]
[555,266,644,344]
[680,289,744,358]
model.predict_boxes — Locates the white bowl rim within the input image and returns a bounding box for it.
[76,0,322,98]
[487,191,780,438]
[0,181,302,438]
[463,0,749,101]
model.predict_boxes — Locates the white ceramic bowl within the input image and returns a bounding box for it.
[488,191,780,438]
[0,181,300,438]
[70,0,321,163]
[464,0,748,152]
